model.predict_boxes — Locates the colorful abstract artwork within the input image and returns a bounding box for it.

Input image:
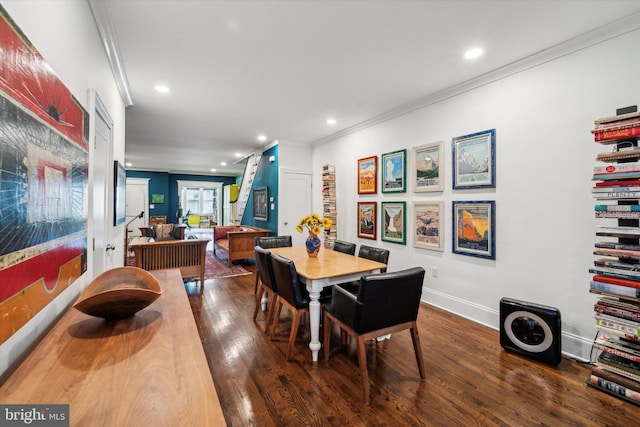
[0,6,89,344]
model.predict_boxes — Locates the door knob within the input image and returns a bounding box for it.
[106,244,116,251]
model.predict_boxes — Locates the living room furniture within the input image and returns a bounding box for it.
[213,225,271,267]
[323,267,427,404]
[333,240,356,255]
[140,223,186,240]
[129,237,209,287]
[149,215,167,225]
[254,235,293,293]
[268,246,386,361]
[0,269,226,425]
[253,246,278,335]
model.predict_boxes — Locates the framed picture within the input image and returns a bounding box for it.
[253,187,268,221]
[381,201,406,244]
[452,200,495,260]
[357,201,377,240]
[452,129,496,189]
[151,194,165,204]
[357,156,377,194]
[413,201,444,251]
[413,141,444,192]
[114,160,126,226]
[381,149,407,193]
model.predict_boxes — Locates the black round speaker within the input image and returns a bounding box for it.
[500,297,561,365]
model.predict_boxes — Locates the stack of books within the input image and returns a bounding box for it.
[322,164,337,248]
[590,107,640,407]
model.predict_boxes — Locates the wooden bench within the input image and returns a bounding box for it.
[213,225,271,266]
[0,269,226,426]
[129,237,209,286]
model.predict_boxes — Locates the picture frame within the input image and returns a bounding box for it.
[381,201,406,244]
[357,155,377,194]
[114,160,126,226]
[357,201,377,240]
[253,187,268,221]
[452,200,495,260]
[413,201,444,251]
[381,149,407,193]
[413,141,444,192]
[452,129,496,189]
[151,194,165,204]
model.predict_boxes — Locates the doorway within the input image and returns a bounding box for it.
[279,170,312,247]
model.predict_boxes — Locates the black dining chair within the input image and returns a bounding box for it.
[333,240,356,256]
[339,244,390,294]
[269,253,311,361]
[323,267,426,404]
[253,246,278,335]
[253,235,293,293]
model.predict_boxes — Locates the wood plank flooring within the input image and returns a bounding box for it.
[186,265,640,426]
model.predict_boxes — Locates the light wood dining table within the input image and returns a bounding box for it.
[269,246,387,361]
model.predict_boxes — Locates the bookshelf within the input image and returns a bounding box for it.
[322,165,337,248]
[589,105,640,406]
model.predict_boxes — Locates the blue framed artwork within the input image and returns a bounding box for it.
[452,200,495,260]
[452,129,496,189]
[381,201,406,244]
[381,149,406,193]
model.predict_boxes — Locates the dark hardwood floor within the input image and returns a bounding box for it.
[185,264,640,426]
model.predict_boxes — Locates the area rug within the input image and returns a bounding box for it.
[126,250,252,279]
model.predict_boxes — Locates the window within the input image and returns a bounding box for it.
[177,180,223,225]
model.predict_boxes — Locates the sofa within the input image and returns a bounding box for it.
[140,223,186,240]
[213,225,271,266]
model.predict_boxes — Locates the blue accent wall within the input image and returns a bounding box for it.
[242,145,278,234]
[126,170,236,223]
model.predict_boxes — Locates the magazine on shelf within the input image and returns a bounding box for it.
[593,275,640,289]
[595,179,640,187]
[595,258,640,272]
[595,206,640,213]
[589,267,640,281]
[591,280,640,298]
[595,111,640,126]
[595,211,640,219]
[595,242,640,252]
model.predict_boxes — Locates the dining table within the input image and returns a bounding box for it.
[269,246,387,361]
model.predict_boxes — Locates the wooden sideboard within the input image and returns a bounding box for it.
[0,269,226,426]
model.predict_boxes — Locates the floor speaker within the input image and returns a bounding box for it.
[499,297,562,366]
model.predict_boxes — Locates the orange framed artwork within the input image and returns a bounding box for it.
[357,155,377,194]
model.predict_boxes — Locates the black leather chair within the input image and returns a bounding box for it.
[254,235,293,293]
[333,240,356,255]
[253,246,278,335]
[339,244,390,294]
[323,267,426,404]
[269,253,311,361]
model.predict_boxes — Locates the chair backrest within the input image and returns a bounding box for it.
[333,240,356,256]
[356,267,425,333]
[270,253,309,309]
[255,235,293,249]
[357,245,389,273]
[254,246,276,292]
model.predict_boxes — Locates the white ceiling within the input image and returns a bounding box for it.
[94,0,640,176]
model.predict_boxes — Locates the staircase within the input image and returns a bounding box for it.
[236,153,261,223]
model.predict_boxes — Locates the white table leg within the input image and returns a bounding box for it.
[308,290,321,362]
[261,292,268,311]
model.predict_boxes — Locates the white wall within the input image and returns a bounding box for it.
[0,0,125,379]
[312,29,640,361]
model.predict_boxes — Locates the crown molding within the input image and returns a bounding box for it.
[312,12,640,146]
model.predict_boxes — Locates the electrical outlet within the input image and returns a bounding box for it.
[432,266,439,278]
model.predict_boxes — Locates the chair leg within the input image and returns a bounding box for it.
[254,273,260,294]
[264,291,277,336]
[356,335,371,405]
[323,311,331,361]
[269,298,284,338]
[287,309,302,361]
[410,323,426,381]
[253,286,265,321]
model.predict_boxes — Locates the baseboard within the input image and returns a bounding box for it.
[421,288,593,363]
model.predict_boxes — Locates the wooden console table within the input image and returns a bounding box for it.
[0,269,226,426]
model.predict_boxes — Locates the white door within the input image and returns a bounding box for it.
[126,178,149,240]
[90,92,113,278]
[280,170,312,246]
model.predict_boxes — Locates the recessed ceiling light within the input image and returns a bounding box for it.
[326,118,337,125]
[463,48,483,60]
[220,161,227,166]
[211,168,216,172]
[154,84,170,93]
[257,135,267,142]
[125,162,132,167]
[234,152,242,158]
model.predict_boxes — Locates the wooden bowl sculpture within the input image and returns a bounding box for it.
[73,266,162,319]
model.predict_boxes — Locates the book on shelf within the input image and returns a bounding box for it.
[595,258,640,271]
[595,117,640,131]
[591,280,640,298]
[592,185,640,192]
[595,242,640,252]
[595,315,640,337]
[592,365,640,394]
[597,149,640,162]
[596,296,640,314]
[594,335,640,360]
[595,205,640,213]
[595,179,640,187]
[593,124,640,142]
[595,211,640,219]
[593,162,640,174]
[596,320,640,340]
[595,111,640,126]
[593,275,640,289]
[597,351,640,378]
[589,267,640,281]
[593,172,640,181]
[588,373,640,404]
[593,248,640,258]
